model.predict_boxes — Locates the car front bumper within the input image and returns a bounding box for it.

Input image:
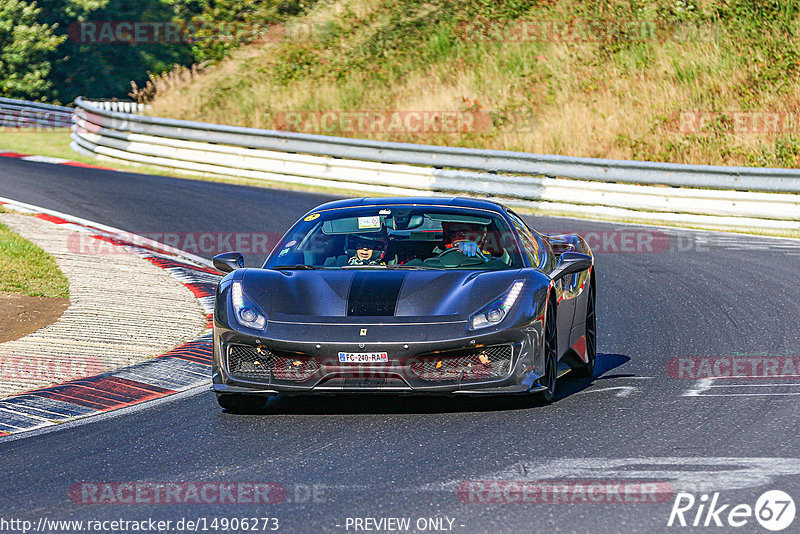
[211,319,544,395]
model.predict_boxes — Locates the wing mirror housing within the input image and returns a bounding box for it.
[213,252,245,273]
[550,252,592,280]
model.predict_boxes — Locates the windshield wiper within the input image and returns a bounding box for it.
[272,264,318,270]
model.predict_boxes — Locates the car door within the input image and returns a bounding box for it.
[506,210,575,358]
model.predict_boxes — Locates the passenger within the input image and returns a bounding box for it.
[348,235,387,266]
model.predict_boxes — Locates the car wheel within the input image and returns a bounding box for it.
[572,279,596,378]
[536,298,558,403]
[217,394,266,413]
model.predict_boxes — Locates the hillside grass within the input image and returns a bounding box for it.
[145,0,800,168]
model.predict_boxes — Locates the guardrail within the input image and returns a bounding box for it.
[67,97,799,231]
[80,100,149,114]
[0,97,72,129]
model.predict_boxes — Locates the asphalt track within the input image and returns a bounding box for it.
[2,157,800,533]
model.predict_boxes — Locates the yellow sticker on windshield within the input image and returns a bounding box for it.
[304,213,320,221]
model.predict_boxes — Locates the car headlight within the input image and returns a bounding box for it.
[469,281,524,330]
[231,281,267,330]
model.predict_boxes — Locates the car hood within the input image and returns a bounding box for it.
[240,268,525,320]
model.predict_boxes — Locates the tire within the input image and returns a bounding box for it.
[572,279,596,378]
[536,297,558,403]
[217,394,267,413]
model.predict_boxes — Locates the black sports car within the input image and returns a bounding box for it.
[211,197,595,411]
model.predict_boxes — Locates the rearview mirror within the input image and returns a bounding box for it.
[213,252,245,273]
[550,252,592,280]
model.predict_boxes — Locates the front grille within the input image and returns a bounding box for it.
[227,345,319,381]
[410,345,513,382]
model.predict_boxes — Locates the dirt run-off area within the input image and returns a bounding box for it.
[0,293,69,343]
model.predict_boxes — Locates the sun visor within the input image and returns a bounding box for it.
[322,216,385,234]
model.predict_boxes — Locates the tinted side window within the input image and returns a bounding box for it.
[506,212,541,269]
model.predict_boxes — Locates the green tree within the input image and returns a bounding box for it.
[1,0,318,102]
[35,0,194,103]
[0,0,65,99]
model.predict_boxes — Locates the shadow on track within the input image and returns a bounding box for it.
[555,352,633,400]
[220,353,633,415]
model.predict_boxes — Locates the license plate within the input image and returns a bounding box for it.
[338,352,388,363]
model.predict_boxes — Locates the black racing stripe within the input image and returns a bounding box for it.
[347,271,407,316]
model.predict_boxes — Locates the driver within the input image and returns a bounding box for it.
[348,235,387,266]
[441,221,489,259]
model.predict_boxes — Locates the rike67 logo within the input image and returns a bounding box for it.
[668,490,796,531]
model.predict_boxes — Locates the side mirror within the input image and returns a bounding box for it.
[213,252,245,273]
[550,252,592,280]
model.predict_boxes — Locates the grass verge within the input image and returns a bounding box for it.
[0,218,70,298]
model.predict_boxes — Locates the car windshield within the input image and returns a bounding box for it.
[264,205,526,270]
